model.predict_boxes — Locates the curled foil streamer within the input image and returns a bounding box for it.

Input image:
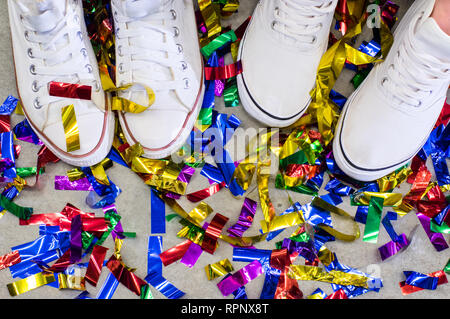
[311,197,360,241]
[296,12,393,145]
[288,265,369,288]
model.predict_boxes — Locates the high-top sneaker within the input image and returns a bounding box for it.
[237,0,338,127]
[333,0,450,181]
[8,0,114,166]
[112,0,204,159]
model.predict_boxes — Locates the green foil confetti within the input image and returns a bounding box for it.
[16,167,44,178]
[444,259,450,274]
[363,196,384,243]
[430,220,450,234]
[0,194,33,220]
[140,284,153,299]
[200,30,237,59]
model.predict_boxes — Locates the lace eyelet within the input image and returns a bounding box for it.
[183,78,190,89]
[311,36,317,44]
[29,64,36,75]
[118,63,125,74]
[176,44,183,54]
[24,31,30,41]
[271,21,276,29]
[170,9,177,20]
[180,61,188,71]
[118,45,123,56]
[32,81,39,92]
[381,77,389,86]
[77,31,83,41]
[85,64,93,73]
[27,48,33,58]
[73,15,80,24]
[94,81,101,92]
[80,48,88,58]
[173,27,180,37]
[33,97,43,109]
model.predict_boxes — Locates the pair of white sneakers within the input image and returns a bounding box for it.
[238,0,450,181]
[9,0,450,182]
[9,0,203,167]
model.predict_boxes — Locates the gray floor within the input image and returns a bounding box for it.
[0,0,449,300]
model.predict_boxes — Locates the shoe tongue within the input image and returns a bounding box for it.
[124,0,163,18]
[414,17,450,63]
[17,0,66,32]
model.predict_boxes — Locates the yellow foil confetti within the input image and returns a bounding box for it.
[205,258,234,280]
[288,265,369,288]
[7,272,56,296]
[58,274,86,291]
[61,104,80,152]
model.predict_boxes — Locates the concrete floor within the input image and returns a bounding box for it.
[0,0,448,300]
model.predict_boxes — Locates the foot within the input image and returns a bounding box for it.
[8,0,114,166]
[112,0,204,159]
[333,0,450,181]
[237,0,338,127]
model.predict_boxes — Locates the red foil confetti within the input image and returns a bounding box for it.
[0,115,11,133]
[201,213,229,254]
[272,249,303,299]
[49,82,92,101]
[159,240,192,266]
[47,249,72,273]
[416,200,447,218]
[325,289,349,299]
[106,254,148,296]
[399,270,448,295]
[205,61,243,81]
[186,181,226,202]
[0,251,21,270]
[85,245,108,287]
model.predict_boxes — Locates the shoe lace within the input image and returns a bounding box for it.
[381,21,450,108]
[114,0,188,98]
[272,0,336,45]
[20,0,100,110]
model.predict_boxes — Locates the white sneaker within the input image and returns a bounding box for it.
[237,0,338,128]
[112,0,204,159]
[333,0,450,181]
[8,0,114,167]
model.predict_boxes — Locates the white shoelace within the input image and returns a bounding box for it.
[115,0,188,100]
[381,20,450,108]
[20,0,99,109]
[272,0,336,45]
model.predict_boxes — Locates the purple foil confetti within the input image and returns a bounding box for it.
[217,260,264,296]
[416,212,449,252]
[180,223,209,268]
[215,56,226,97]
[281,238,316,262]
[70,214,83,263]
[180,242,203,268]
[378,233,409,261]
[55,176,94,191]
[227,198,257,238]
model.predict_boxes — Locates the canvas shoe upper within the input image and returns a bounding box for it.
[8,0,114,167]
[112,0,204,159]
[237,0,338,127]
[333,0,450,181]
